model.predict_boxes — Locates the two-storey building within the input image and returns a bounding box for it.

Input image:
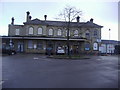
[8,11,103,54]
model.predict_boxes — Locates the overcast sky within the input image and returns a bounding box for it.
[0,0,119,40]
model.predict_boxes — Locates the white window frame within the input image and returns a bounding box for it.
[74,30,78,37]
[38,27,43,35]
[15,29,20,35]
[57,29,62,36]
[48,29,53,36]
[29,27,34,35]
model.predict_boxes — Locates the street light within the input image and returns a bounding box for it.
[109,29,111,54]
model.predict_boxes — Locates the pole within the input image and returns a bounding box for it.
[67,21,70,56]
[109,29,110,54]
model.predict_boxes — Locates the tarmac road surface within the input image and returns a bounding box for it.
[2,54,118,88]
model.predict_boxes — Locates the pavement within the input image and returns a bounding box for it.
[1,54,118,88]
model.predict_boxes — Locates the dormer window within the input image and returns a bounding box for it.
[57,29,62,36]
[38,27,43,35]
[29,27,33,34]
[48,28,53,36]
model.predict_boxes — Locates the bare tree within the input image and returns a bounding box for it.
[57,6,82,57]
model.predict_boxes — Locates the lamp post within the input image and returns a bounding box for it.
[109,29,111,54]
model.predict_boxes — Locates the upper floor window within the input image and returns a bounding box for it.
[85,30,90,38]
[15,29,20,35]
[29,27,33,35]
[94,30,97,36]
[74,30,78,37]
[38,27,43,35]
[57,29,62,36]
[48,28,53,36]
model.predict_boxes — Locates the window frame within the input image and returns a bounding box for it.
[28,27,34,35]
[57,29,62,36]
[37,27,43,35]
[74,30,79,37]
[15,29,20,35]
[48,28,53,36]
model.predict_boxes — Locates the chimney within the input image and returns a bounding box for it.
[90,18,93,23]
[26,11,30,22]
[29,16,32,20]
[44,15,47,21]
[76,16,80,23]
[11,17,14,25]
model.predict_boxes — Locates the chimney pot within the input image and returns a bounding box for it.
[11,17,14,25]
[76,16,80,22]
[29,16,32,20]
[26,11,30,15]
[44,15,47,21]
[90,18,93,23]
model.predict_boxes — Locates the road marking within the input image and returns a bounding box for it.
[97,59,102,60]
[33,57,39,60]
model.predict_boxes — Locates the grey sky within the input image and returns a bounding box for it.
[0,1,118,40]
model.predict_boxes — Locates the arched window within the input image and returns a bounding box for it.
[93,42,98,50]
[48,28,53,35]
[94,30,97,36]
[57,29,62,36]
[38,27,43,35]
[85,30,90,38]
[74,30,78,37]
[29,27,33,34]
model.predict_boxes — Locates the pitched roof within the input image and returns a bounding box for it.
[23,18,103,28]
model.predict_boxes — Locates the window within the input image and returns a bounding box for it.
[37,42,43,49]
[94,30,97,36]
[38,28,43,35]
[57,29,62,36]
[85,43,90,50]
[28,40,33,49]
[29,27,33,34]
[48,29,53,35]
[74,30,78,37]
[15,29,20,35]
[93,42,98,50]
[85,30,90,38]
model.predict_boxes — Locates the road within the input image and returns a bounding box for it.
[2,54,118,88]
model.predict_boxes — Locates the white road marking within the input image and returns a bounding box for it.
[33,57,39,60]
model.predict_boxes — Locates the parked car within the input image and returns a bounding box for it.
[2,46,16,55]
[56,47,65,55]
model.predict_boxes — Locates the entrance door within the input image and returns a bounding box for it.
[73,45,79,54]
[17,42,24,52]
[46,41,54,55]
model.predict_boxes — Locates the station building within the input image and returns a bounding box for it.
[5,11,103,54]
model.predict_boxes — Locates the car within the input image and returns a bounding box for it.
[56,47,65,55]
[2,46,16,55]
